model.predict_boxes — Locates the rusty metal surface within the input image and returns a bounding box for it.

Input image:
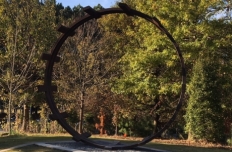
[39,3,186,150]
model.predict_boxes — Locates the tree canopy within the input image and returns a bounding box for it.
[0,0,232,144]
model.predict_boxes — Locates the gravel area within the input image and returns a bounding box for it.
[0,138,169,152]
[46,140,163,152]
[46,141,141,152]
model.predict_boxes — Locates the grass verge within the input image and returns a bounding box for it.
[0,134,231,152]
[0,134,71,150]
[6,145,63,152]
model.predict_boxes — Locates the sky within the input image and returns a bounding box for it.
[56,0,117,8]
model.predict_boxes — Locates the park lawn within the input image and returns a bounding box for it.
[145,142,231,152]
[7,145,63,152]
[0,134,231,152]
[92,137,232,152]
[0,134,72,150]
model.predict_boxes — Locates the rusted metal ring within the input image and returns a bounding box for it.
[40,3,186,150]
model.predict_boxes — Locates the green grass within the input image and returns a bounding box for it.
[7,145,63,152]
[0,134,72,150]
[145,143,230,152]
[0,134,231,152]
[91,137,232,152]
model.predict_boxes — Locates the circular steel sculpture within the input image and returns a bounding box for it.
[38,3,186,150]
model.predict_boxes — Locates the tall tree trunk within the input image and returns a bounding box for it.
[115,122,118,136]
[78,91,84,134]
[152,96,161,136]
[8,91,12,135]
[22,104,29,132]
[15,109,19,132]
[114,104,118,136]
[154,113,160,134]
[187,129,193,141]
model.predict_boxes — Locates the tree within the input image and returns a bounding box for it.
[53,17,122,133]
[185,56,226,142]
[0,0,56,133]
[100,0,232,138]
[101,0,190,134]
[184,1,232,142]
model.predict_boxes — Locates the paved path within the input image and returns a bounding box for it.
[0,140,171,152]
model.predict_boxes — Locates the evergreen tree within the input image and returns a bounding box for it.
[185,56,225,143]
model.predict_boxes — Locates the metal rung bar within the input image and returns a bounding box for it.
[118,3,133,16]
[57,25,75,36]
[81,132,91,138]
[72,132,91,142]
[72,136,81,142]
[83,6,101,18]
[37,85,57,92]
[41,53,60,62]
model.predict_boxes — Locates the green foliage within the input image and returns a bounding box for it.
[102,0,232,141]
[0,0,58,133]
[67,108,79,124]
[117,115,154,137]
[185,57,225,143]
[0,0,231,140]
[55,3,104,23]
[0,0,57,105]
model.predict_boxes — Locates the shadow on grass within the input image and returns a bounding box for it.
[11,145,63,152]
[1,135,231,152]
[145,142,231,152]
[91,137,231,152]
[0,134,72,150]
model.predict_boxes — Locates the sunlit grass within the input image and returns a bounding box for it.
[8,145,63,152]
[0,134,72,150]
[0,134,231,152]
